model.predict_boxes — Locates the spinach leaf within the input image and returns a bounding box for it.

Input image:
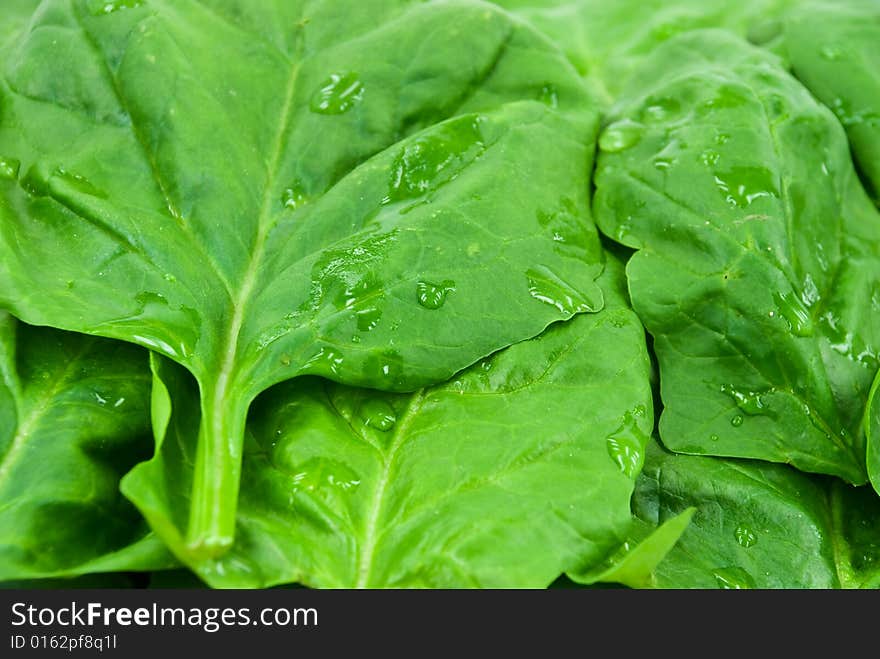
[634,439,880,588]
[0,313,174,580]
[0,0,42,49]
[0,0,604,556]
[569,508,695,588]
[122,255,652,587]
[593,30,880,487]
[783,0,880,204]
[493,0,794,103]
[868,370,880,494]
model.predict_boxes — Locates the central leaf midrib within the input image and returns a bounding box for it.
[182,26,306,550]
[355,389,426,588]
[210,48,305,410]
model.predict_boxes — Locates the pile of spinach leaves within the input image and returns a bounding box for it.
[1,0,878,589]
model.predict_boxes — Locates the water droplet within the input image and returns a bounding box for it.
[58,167,107,197]
[710,434,719,441]
[720,383,771,416]
[416,280,455,309]
[280,354,291,367]
[21,164,105,198]
[731,415,744,427]
[605,409,648,478]
[281,179,308,210]
[360,399,397,431]
[828,97,880,128]
[163,273,177,283]
[333,272,385,332]
[134,291,168,308]
[820,310,878,366]
[747,18,783,46]
[90,0,143,15]
[356,307,382,332]
[131,334,179,358]
[386,115,485,203]
[0,156,20,180]
[303,346,344,376]
[598,119,644,153]
[256,320,295,351]
[538,83,558,108]
[773,290,813,337]
[307,232,397,317]
[715,132,731,145]
[597,539,635,571]
[526,266,599,315]
[820,45,843,61]
[712,566,756,589]
[696,85,749,115]
[713,166,778,207]
[535,198,593,260]
[801,274,820,307]
[821,311,872,360]
[310,73,364,114]
[735,525,757,548]
[292,458,361,495]
[364,350,404,386]
[699,149,720,167]
[639,96,681,123]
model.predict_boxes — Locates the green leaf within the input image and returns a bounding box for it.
[634,440,880,588]
[493,0,795,102]
[0,1,42,48]
[867,369,880,495]
[569,508,695,588]
[122,255,653,587]
[594,30,880,486]
[0,0,605,556]
[783,0,880,204]
[0,313,174,580]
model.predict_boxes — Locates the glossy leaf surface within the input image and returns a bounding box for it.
[594,30,880,486]
[867,369,880,494]
[494,0,795,102]
[0,313,173,579]
[784,0,880,203]
[0,0,604,555]
[123,256,652,587]
[634,440,880,588]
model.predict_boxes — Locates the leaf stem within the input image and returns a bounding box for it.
[185,383,248,558]
[184,33,304,557]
